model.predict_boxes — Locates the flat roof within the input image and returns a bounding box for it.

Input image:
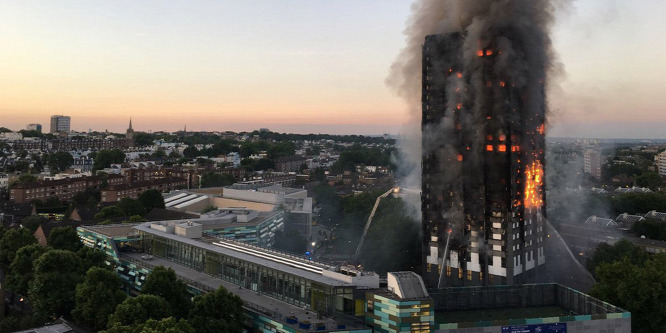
[131,222,352,287]
[81,224,137,238]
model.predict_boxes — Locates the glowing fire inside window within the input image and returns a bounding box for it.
[486,135,493,141]
[457,154,463,162]
[499,81,506,87]
[499,135,506,141]
[498,145,507,152]
[486,145,494,151]
[485,50,493,56]
[477,50,484,57]
[457,103,463,110]
[524,161,544,209]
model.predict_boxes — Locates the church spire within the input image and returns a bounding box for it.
[129,118,133,130]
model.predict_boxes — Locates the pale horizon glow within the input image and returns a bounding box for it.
[1,0,664,138]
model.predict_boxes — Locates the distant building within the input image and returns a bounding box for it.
[584,149,603,179]
[26,123,42,132]
[126,118,135,143]
[657,151,666,177]
[50,115,71,133]
[276,156,307,173]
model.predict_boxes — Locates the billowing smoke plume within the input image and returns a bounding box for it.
[388,0,569,218]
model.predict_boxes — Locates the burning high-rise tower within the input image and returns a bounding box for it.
[421,29,547,288]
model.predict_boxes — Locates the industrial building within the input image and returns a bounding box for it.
[421,33,546,288]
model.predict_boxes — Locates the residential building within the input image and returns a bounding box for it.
[50,115,71,133]
[421,33,546,287]
[9,174,125,203]
[100,177,187,202]
[276,156,307,172]
[584,149,603,179]
[657,151,666,177]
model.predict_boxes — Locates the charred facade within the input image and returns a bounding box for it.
[421,33,546,288]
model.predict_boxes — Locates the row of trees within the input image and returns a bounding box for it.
[0,225,243,332]
[588,240,666,333]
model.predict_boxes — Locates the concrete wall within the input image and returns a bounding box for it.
[435,317,631,333]
[212,197,276,212]
[223,187,284,204]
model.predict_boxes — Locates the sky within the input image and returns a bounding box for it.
[0,0,664,138]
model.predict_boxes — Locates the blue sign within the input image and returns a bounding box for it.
[502,323,567,333]
[305,251,311,256]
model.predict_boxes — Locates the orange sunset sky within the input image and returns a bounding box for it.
[1,1,665,138]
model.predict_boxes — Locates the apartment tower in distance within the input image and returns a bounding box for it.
[50,115,71,133]
[421,33,546,288]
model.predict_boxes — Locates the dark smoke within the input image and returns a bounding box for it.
[388,0,570,217]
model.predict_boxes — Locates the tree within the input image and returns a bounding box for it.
[636,172,665,189]
[299,163,308,173]
[0,228,37,269]
[254,158,275,171]
[6,244,47,295]
[183,145,199,159]
[133,132,155,147]
[587,239,649,275]
[48,226,82,252]
[47,151,74,173]
[591,255,666,333]
[313,167,326,182]
[95,205,125,219]
[71,188,101,208]
[118,197,147,216]
[188,286,244,333]
[200,172,235,188]
[73,267,127,331]
[93,149,126,171]
[107,294,172,328]
[141,266,191,318]
[103,317,194,333]
[20,215,48,233]
[29,250,84,319]
[138,189,166,212]
[77,246,108,272]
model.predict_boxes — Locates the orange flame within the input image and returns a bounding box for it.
[524,161,544,209]
[477,50,484,57]
[538,123,545,135]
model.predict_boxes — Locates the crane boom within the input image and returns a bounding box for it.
[353,188,396,261]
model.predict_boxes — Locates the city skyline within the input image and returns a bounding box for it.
[1,0,665,138]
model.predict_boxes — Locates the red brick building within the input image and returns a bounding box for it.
[101,177,187,202]
[9,174,125,203]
